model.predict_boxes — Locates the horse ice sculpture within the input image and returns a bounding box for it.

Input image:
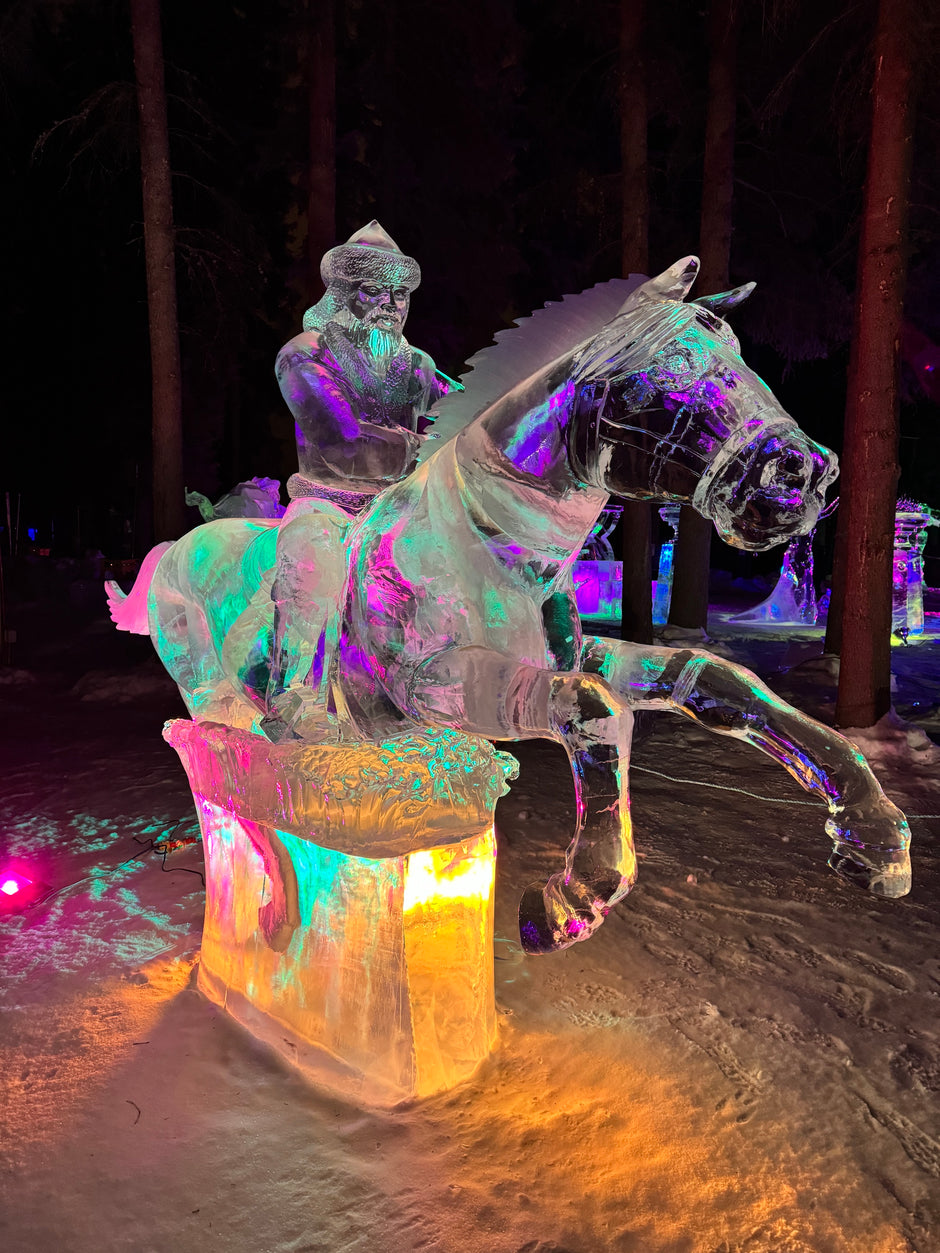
[110,257,911,968]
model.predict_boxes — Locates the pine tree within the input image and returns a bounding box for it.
[130,0,184,541]
[827,0,914,727]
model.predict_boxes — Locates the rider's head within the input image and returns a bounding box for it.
[302,222,420,346]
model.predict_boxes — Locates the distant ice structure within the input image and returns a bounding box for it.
[573,505,622,621]
[185,477,285,521]
[652,504,682,625]
[728,532,818,626]
[109,250,914,1103]
[892,500,938,641]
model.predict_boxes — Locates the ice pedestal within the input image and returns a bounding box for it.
[164,718,517,1107]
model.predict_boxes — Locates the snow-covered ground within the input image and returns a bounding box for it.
[1,593,939,1253]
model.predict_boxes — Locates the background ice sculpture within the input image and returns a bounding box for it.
[573,505,622,621]
[728,530,819,626]
[728,498,838,627]
[652,503,681,625]
[892,499,938,641]
[184,476,285,521]
[109,252,912,1101]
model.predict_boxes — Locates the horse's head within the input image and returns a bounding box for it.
[569,257,838,551]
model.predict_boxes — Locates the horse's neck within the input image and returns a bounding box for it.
[455,361,608,564]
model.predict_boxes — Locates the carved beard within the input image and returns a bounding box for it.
[365,326,400,369]
[331,309,404,376]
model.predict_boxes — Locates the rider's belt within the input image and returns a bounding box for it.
[286,473,379,515]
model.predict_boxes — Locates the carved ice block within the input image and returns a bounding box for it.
[164,719,518,1107]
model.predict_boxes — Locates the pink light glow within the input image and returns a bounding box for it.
[2,877,26,895]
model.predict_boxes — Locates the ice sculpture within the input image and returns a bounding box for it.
[265,221,454,738]
[728,499,838,627]
[109,252,912,1097]
[892,500,938,640]
[573,505,623,621]
[652,504,681,625]
[185,477,285,521]
[728,532,819,626]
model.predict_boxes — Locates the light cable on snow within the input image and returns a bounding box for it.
[631,763,940,818]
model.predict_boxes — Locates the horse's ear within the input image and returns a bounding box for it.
[693,282,756,315]
[618,256,700,312]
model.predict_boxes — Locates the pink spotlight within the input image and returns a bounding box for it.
[0,869,47,912]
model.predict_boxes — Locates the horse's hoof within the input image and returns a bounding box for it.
[828,846,912,898]
[518,883,559,954]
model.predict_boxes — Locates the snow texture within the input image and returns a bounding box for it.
[1,596,939,1253]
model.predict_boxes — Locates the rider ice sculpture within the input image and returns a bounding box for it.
[109,248,912,1101]
[266,221,454,741]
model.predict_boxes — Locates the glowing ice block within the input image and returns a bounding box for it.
[165,719,516,1106]
[572,560,623,620]
[652,504,681,625]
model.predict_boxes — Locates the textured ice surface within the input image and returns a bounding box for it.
[163,719,517,859]
[184,477,285,522]
[166,718,502,1105]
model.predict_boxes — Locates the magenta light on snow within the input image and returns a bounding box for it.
[0,869,48,913]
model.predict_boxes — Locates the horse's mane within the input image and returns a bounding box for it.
[417,275,647,464]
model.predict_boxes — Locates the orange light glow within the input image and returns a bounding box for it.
[403,829,497,912]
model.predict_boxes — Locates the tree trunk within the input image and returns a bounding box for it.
[306,0,336,292]
[829,0,913,727]
[618,0,654,644]
[130,0,184,542]
[668,0,738,631]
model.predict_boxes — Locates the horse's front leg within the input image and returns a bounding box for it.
[581,638,912,898]
[406,647,637,954]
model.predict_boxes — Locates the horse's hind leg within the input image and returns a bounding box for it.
[150,522,271,729]
[580,637,912,898]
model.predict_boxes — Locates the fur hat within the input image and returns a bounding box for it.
[320,221,421,291]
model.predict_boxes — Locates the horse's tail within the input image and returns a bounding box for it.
[104,541,175,635]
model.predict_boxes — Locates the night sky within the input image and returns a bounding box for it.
[3,0,938,562]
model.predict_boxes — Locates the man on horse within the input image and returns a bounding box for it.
[265,221,453,740]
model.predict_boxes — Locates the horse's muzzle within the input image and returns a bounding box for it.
[705,432,839,551]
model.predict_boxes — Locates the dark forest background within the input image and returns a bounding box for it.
[2,0,939,567]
